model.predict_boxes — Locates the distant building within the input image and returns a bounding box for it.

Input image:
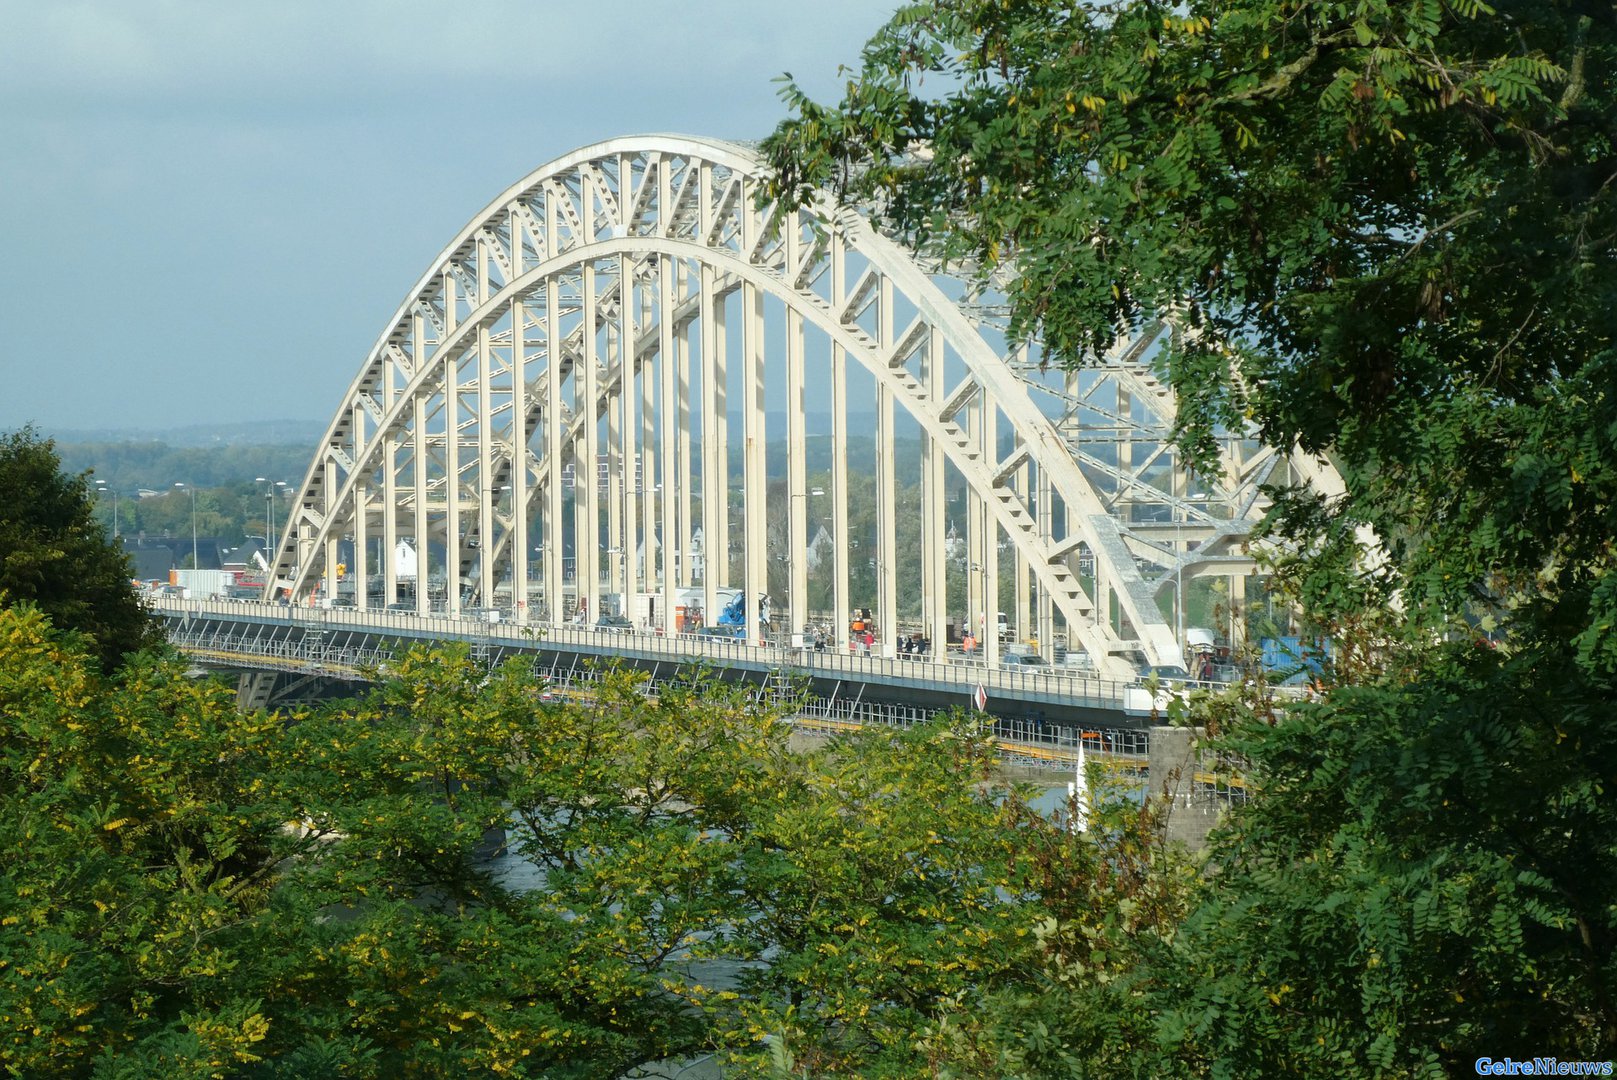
[127,544,174,583]
[121,535,227,573]
[805,525,833,570]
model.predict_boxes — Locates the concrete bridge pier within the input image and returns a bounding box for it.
[1147,725,1231,851]
[237,671,277,712]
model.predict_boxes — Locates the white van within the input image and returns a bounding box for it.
[976,611,1013,641]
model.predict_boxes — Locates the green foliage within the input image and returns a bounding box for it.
[1155,633,1617,1075]
[766,0,1616,1072]
[54,442,311,496]
[0,426,161,670]
[2,606,1113,1076]
[765,0,1615,640]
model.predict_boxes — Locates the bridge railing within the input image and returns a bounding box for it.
[152,597,1149,710]
[156,598,1166,770]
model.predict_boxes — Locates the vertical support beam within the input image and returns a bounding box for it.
[658,252,678,635]
[1037,466,1054,657]
[741,249,767,643]
[578,262,600,626]
[699,258,720,629]
[640,279,658,601]
[544,272,564,625]
[785,214,808,642]
[713,289,730,589]
[1115,383,1132,641]
[510,208,529,622]
[1061,367,1081,649]
[1172,449,1185,658]
[1230,573,1247,648]
[382,338,399,608]
[627,264,656,626]
[875,277,897,656]
[620,255,640,616]
[983,401,1001,668]
[677,269,696,589]
[443,269,462,617]
[1014,457,1030,646]
[1058,492,1072,650]
[830,232,850,650]
[965,399,982,654]
[922,327,948,664]
[412,312,429,614]
[606,262,625,614]
[323,456,339,604]
[477,236,495,610]
[352,401,368,609]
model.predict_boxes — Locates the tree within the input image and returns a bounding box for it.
[0,426,160,670]
[765,0,1613,626]
[765,0,1616,1071]
[0,604,300,1077]
[2,603,1084,1077]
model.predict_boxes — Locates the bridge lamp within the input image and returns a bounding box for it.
[256,478,287,567]
[604,547,626,611]
[791,488,827,518]
[786,488,826,542]
[781,488,827,615]
[95,481,120,539]
[174,483,198,570]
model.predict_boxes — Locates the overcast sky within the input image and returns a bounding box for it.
[0,0,892,435]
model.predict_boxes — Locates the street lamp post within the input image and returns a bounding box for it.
[174,483,198,570]
[786,487,825,636]
[94,481,119,539]
[604,546,624,596]
[255,478,285,566]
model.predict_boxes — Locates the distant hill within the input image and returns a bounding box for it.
[54,440,316,492]
[50,419,328,448]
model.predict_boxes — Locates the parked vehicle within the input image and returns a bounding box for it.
[1139,663,1190,685]
[1055,646,1095,671]
[595,614,635,634]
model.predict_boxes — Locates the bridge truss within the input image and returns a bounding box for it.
[270,134,1329,677]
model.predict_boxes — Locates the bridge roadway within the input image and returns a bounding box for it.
[154,598,1174,755]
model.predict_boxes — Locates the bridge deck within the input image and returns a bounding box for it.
[154,598,1190,729]
[152,598,1216,772]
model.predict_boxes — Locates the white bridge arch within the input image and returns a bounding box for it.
[270,134,1327,678]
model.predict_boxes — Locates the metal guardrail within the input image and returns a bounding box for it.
[151,597,1149,710]
[156,598,1156,770]
[990,715,1150,764]
[161,603,1281,790]
[1191,750,1253,806]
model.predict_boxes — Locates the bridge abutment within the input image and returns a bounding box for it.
[1147,725,1245,851]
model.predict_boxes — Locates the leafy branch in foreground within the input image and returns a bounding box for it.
[766,0,1615,1072]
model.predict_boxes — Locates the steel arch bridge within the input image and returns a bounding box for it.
[267,134,1333,679]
